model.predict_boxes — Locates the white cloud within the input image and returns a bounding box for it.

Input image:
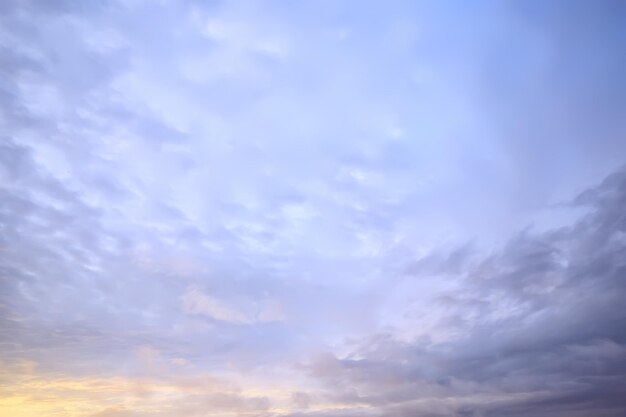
[181,285,251,324]
[257,299,287,323]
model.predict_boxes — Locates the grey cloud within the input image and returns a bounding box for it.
[303,167,626,417]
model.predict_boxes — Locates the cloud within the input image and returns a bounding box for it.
[292,391,311,410]
[299,167,626,417]
[1,366,272,417]
[1,1,626,416]
[181,285,252,324]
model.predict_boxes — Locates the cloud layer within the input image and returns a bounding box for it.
[1,1,626,416]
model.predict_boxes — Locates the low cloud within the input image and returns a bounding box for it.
[300,167,626,417]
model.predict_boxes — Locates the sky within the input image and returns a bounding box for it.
[1,1,626,416]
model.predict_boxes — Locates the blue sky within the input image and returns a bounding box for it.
[2,1,626,416]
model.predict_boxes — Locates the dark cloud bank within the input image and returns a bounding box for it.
[297,168,626,417]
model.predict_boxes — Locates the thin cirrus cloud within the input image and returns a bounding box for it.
[1,0,626,416]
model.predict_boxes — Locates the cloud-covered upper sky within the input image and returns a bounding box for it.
[1,1,626,416]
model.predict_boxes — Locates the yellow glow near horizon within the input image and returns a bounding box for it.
[0,367,358,417]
